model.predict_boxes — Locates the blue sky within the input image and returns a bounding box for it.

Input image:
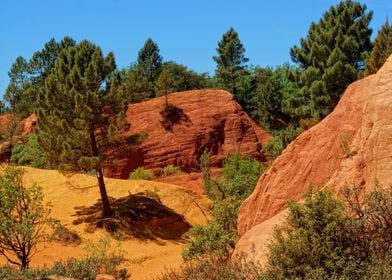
[1,0,392,98]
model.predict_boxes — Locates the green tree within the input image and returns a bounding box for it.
[136,38,162,97]
[156,68,179,107]
[124,64,153,103]
[36,40,127,216]
[290,0,372,119]
[213,28,249,99]
[160,61,211,92]
[4,56,29,118]
[365,18,392,75]
[0,167,52,270]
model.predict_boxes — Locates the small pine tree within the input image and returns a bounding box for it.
[137,38,163,96]
[213,28,249,98]
[365,18,392,75]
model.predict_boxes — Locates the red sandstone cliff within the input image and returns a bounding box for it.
[234,55,392,261]
[104,89,271,178]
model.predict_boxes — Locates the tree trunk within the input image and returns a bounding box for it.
[96,167,113,217]
[89,129,112,217]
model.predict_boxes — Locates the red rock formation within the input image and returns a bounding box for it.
[235,55,392,260]
[104,89,271,178]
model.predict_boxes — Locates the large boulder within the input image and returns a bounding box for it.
[104,89,271,178]
[235,55,392,260]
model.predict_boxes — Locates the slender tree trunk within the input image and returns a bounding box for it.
[89,129,112,217]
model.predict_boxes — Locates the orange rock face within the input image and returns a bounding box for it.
[234,56,392,263]
[237,55,392,242]
[104,89,271,179]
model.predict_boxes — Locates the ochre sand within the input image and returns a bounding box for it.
[1,166,211,279]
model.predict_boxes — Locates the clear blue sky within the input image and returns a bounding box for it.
[1,0,392,98]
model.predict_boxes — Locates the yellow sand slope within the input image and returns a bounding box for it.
[10,167,211,279]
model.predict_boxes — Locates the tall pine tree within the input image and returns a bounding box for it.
[213,28,249,99]
[37,40,127,216]
[136,38,162,97]
[290,0,372,119]
[365,18,392,75]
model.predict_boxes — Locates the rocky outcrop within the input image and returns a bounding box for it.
[0,114,37,161]
[235,55,392,259]
[104,89,271,178]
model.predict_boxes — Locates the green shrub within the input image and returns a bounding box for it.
[267,187,392,279]
[49,237,129,279]
[129,167,155,180]
[11,134,52,168]
[0,167,53,269]
[161,164,181,176]
[184,153,263,260]
[156,257,264,280]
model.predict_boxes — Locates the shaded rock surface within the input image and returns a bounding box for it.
[235,55,392,260]
[104,89,271,178]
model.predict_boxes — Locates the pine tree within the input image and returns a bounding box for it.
[365,18,392,76]
[156,68,179,107]
[290,0,372,119]
[136,38,162,97]
[213,28,249,98]
[36,40,127,216]
[4,56,29,117]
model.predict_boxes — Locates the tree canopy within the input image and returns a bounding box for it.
[289,0,372,119]
[365,18,392,76]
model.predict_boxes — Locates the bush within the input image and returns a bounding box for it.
[184,153,263,260]
[156,257,263,280]
[267,187,392,279]
[11,134,52,168]
[48,237,128,280]
[129,167,155,180]
[0,167,53,270]
[161,164,181,176]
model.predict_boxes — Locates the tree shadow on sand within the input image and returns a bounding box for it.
[72,191,191,241]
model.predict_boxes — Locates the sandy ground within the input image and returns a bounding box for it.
[1,166,212,279]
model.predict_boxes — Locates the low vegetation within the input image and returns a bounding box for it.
[161,186,392,279]
[183,152,264,261]
[0,167,53,270]
[161,164,181,176]
[129,166,155,180]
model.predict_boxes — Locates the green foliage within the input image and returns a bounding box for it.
[161,164,181,176]
[129,167,155,180]
[267,187,392,279]
[213,27,249,98]
[264,125,302,159]
[184,153,263,260]
[0,237,129,279]
[36,40,128,216]
[289,0,372,119]
[157,257,263,280]
[365,19,392,76]
[0,167,53,270]
[161,61,211,92]
[137,38,162,94]
[4,56,29,117]
[11,134,52,168]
